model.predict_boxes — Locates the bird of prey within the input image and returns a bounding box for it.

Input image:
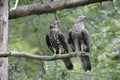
[68,16,91,72]
[46,21,73,70]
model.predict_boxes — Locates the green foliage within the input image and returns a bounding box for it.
[9,0,120,80]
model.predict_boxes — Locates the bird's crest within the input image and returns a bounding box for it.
[50,21,59,29]
[76,15,86,23]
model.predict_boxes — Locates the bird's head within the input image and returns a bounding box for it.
[50,21,59,29]
[76,15,86,23]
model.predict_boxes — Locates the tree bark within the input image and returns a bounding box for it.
[9,0,111,19]
[0,51,89,61]
[0,0,8,80]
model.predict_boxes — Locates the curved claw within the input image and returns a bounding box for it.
[75,51,81,56]
[10,7,16,11]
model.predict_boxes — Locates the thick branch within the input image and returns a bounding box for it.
[0,51,89,61]
[9,0,111,19]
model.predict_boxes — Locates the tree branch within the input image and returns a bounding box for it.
[0,51,89,61]
[9,0,111,19]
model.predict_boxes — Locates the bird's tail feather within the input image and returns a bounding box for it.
[63,58,73,70]
[80,55,91,72]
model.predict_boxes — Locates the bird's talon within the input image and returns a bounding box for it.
[10,8,16,11]
[75,51,80,56]
[53,54,57,57]
[58,54,62,55]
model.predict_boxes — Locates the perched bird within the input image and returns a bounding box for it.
[46,21,73,70]
[68,16,91,72]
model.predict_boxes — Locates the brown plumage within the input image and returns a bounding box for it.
[46,21,73,70]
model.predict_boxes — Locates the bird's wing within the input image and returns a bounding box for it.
[68,29,72,44]
[46,34,54,52]
[82,29,90,52]
[68,29,75,51]
[81,30,91,71]
[58,32,74,70]
[58,32,68,53]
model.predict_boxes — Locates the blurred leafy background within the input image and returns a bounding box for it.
[8,0,120,80]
